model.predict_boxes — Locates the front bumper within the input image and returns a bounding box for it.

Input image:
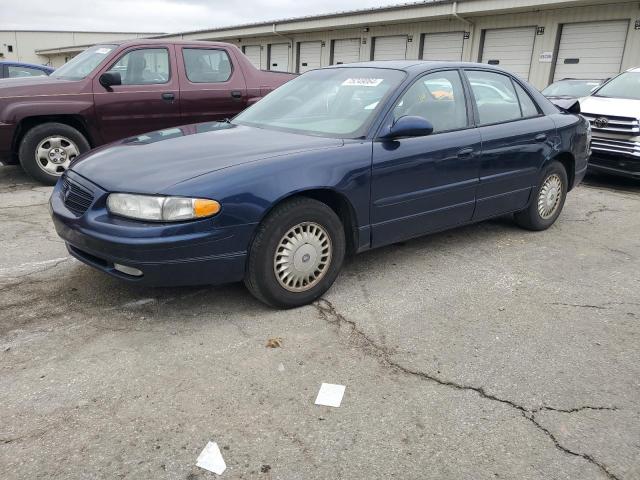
[589,135,640,179]
[50,171,252,287]
[588,152,640,179]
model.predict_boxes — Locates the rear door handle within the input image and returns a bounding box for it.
[230,90,243,100]
[457,147,475,158]
[535,133,547,142]
[161,92,175,102]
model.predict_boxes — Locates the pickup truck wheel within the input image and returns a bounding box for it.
[514,161,568,231]
[19,123,90,185]
[244,197,346,309]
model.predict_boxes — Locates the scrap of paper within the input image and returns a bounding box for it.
[196,441,226,475]
[314,383,346,407]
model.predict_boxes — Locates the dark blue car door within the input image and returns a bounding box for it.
[463,69,556,220]
[370,69,482,247]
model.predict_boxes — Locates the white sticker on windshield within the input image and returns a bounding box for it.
[342,78,384,87]
[96,47,112,55]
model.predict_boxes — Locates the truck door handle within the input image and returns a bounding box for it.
[230,91,243,100]
[161,92,175,102]
[535,133,547,142]
[457,147,475,158]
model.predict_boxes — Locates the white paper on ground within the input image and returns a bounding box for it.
[196,441,226,475]
[314,383,346,407]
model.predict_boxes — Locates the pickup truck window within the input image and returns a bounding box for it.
[53,45,117,80]
[183,48,232,83]
[106,48,170,85]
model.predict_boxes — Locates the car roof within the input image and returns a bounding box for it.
[626,66,640,73]
[0,60,54,69]
[326,60,518,75]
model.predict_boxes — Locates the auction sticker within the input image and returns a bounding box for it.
[96,47,113,55]
[342,78,384,87]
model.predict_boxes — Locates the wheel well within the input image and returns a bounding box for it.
[553,152,576,190]
[12,115,93,153]
[271,189,360,255]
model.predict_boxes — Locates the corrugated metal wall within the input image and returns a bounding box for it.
[189,1,640,89]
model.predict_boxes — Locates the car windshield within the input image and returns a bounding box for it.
[542,80,602,97]
[233,67,406,138]
[53,45,117,80]
[593,72,640,100]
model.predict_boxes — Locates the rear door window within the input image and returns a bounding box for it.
[514,82,540,118]
[465,70,522,125]
[183,48,232,83]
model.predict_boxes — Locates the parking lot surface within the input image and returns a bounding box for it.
[1,165,639,480]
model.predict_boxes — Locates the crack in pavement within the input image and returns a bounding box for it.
[313,298,622,480]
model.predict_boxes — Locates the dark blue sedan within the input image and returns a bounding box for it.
[50,62,590,308]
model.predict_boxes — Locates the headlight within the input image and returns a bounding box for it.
[107,194,220,222]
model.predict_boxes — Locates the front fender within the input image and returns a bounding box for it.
[162,140,373,250]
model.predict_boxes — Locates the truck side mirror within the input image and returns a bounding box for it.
[99,72,122,90]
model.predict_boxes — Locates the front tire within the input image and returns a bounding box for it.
[245,197,346,308]
[19,122,90,185]
[514,161,568,231]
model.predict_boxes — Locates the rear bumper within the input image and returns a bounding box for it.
[50,171,252,287]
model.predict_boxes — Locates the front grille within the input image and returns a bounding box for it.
[582,113,640,135]
[62,175,94,216]
[591,136,640,158]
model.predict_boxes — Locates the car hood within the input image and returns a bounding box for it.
[70,122,344,193]
[0,75,84,97]
[580,96,640,118]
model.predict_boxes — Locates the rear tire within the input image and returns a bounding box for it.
[514,161,568,231]
[19,122,90,185]
[245,197,346,308]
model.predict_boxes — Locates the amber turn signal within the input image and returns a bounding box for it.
[193,199,221,218]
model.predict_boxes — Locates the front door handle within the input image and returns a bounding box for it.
[457,147,475,158]
[230,90,243,100]
[161,92,175,102]
[535,133,548,142]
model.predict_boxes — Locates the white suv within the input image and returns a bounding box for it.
[580,67,640,179]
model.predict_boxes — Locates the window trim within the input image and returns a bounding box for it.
[462,68,543,127]
[182,47,234,85]
[381,68,475,138]
[105,46,172,86]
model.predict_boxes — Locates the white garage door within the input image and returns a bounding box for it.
[373,35,407,61]
[332,38,361,65]
[242,45,261,69]
[298,41,322,73]
[481,27,536,79]
[422,32,464,61]
[269,43,290,72]
[553,20,629,81]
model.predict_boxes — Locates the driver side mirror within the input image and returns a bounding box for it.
[380,116,434,140]
[99,71,121,90]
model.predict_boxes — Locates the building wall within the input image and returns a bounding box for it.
[0,31,159,66]
[161,0,640,89]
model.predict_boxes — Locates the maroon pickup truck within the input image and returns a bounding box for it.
[0,40,295,184]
